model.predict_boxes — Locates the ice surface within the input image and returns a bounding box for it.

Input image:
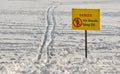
[0,0,120,74]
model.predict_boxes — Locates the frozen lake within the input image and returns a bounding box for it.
[0,0,120,74]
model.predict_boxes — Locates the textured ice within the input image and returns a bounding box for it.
[0,0,120,74]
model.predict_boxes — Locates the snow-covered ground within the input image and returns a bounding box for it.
[0,0,120,74]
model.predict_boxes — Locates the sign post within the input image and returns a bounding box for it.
[85,30,87,58]
[72,8,100,58]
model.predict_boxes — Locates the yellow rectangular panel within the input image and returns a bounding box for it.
[72,8,100,30]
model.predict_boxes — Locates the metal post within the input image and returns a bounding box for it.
[85,30,87,58]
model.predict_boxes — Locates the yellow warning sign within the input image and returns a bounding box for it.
[72,9,100,30]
